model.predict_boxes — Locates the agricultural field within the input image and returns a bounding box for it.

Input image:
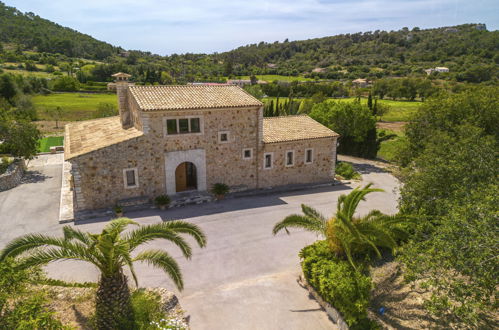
[377,129,406,162]
[262,97,421,122]
[33,92,117,121]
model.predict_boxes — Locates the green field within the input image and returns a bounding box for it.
[38,136,64,153]
[262,97,421,122]
[33,93,117,121]
[377,130,406,162]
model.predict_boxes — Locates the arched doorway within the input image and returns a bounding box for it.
[175,162,197,192]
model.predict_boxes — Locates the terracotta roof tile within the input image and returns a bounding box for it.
[128,85,263,111]
[263,115,339,143]
[64,117,143,160]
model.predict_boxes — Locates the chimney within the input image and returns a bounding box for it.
[111,72,132,128]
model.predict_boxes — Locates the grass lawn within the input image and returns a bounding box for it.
[33,93,117,121]
[377,129,406,162]
[262,97,421,122]
[38,136,64,153]
[2,68,60,78]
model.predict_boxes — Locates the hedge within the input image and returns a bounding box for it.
[300,240,375,329]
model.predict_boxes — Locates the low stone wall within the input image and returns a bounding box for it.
[0,160,25,192]
[298,273,349,330]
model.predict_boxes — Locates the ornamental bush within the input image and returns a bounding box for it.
[335,162,361,180]
[300,240,374,329]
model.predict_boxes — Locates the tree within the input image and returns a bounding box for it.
[0,74,18,102]
[273,184,412,268]
[0,116,41,160]
[0,218,207,329]
[310,100,379,158]
[45,106,64,128]
[51,76,79,91]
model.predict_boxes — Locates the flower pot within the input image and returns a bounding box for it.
[159,204,167,211]
[116,212,123,217]
[216,194,225,200]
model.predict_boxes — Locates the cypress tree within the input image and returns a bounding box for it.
[367,92,373,110]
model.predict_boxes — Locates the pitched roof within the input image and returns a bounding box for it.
[128,85,263,111]
[263,115,339,143]
[64,117,143,160]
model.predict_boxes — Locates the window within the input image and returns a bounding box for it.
[190,118,200,133]
[218,131,230,143]
[286,150,294,167]
[165,117,202,135]
[305,148,313,164]
[242,148,252,160]
[264,153,273,169]
[123,168,138,189]
[166,119,177,134]
[179,119,189,133]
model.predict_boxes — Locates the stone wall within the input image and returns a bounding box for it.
[70,105,337,211]
[259,137,337,188]
[0,160,25,192]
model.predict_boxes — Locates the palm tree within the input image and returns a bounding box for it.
[273,183,411,268]
[0,218,207,329]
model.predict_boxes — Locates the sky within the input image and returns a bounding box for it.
[5,0,499,55]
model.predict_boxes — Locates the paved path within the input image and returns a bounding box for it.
[0,154,400,330]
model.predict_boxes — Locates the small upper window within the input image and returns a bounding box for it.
[305,149,313,164]
[264,153,273,169]
[286,150,294,167]
[190,118,200,133]
[123,168,138,189]
[179,119,189,133]
[165,117,202,135]
[218,131,230,143]
[243,148,252,160]
[166,119,177,134]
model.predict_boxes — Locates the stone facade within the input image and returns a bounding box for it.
[0,160,25,192]
[65,75,338,212]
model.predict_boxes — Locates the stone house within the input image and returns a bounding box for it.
[64,73,339,212]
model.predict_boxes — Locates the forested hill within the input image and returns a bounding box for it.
[0,0,497,82]
[221,24,499,78]
[0,1,117,59]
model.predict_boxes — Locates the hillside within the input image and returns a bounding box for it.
[0,1,117,59]
[0,0,497,84]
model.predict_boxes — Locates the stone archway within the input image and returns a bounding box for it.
[165,149,207,195]
[175,162,197,192]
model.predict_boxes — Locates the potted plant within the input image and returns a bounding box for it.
[155,195,171,210]
[211,183,229,200]
[114,205,123,217]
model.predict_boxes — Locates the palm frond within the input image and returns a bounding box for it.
[154,221,207,248]
[63,226,92,245]
[16,247,96,270]
[272,214,326,236]
[1,234,71,261]
[133,250,184,291]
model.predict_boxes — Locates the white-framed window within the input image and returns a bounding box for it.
[164,116,203,136]
[263,152,273,169]
[285,150,295,167]
[305,148,314,164]
[218,131,230,143]
[123,167,139,189]
[242,148,253,160]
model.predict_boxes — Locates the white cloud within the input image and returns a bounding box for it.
[5,0,498,54]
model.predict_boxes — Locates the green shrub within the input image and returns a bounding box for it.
[154,195,171,207]
[211,183,229,196]
[300,241,374,329]
[0,156,13,174]
[335,162,361,180]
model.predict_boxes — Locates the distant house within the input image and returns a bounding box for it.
[267,63,278,69]
[187,82,228,86]
[425,67,449,75]
[227,79,252,87]
[312,68,326,73]
[352,78,370,88]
